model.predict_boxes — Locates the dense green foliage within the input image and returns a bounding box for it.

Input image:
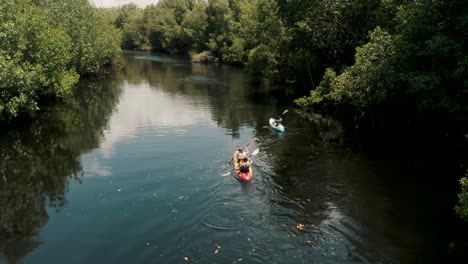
[279,0,400,86]
[294,26,396,111]
[295,0,467,118]
[455,176,468,221]
[109,0,286,79]
[110,0,397,84]
[0,0,121,122]
[0,0,78,121]
[41,0,122,75]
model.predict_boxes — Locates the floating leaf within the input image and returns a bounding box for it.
[296,224,305,230]
[184,256,189,261]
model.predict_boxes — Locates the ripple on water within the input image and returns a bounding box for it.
[135,55,176,63]
[201,202,257,230]
[301,202,400,263]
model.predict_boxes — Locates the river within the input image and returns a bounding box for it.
[0,52,461,263]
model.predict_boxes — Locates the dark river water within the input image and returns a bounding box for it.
[0,52,461,263]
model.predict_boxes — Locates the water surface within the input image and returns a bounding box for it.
[0,52,451,263]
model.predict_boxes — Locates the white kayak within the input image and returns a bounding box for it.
[269,118,285,132]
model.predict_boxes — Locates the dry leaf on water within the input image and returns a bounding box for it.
[296,224,304,230]
[214,243,221,254]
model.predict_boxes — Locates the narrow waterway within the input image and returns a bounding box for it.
[0,52,458,263]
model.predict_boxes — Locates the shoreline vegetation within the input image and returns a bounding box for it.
[0,0,121,123]
[1,0,467,258]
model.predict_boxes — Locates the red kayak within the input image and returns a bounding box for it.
[233,150,253,181]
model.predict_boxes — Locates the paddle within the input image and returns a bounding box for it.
[249,148,260,157]
[281,109,288,116]
[222,148,259,176]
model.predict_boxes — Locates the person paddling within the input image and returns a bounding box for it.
[237,146,249,162]
[236,146,252,172]
[238,156,253,173]
[273,116,282,126]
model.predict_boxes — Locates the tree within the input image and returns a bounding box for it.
[40,0,122,75]
[245,0,286,79]
[142,0,192,54]
[114,3,141,29]
[394,0,467,116]
[297,27,396,112]
[455,176,468,221]
[182,0,209,52]
[205,0,236,61]
[0,0,78,121]
[278,0,400,88]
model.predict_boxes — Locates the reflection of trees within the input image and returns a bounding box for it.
[120,52,293,138]
[0,237,41,264]
[0,76,122,262]
[295,109,345,143]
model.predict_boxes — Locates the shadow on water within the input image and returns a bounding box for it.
[262,108,468,262]
[0,77,122,262]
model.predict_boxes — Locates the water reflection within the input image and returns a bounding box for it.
[135,55,177,63]
[0,77,122,261]
[122,53,292,139]
[95,82,213,160]
[295,109,345,144]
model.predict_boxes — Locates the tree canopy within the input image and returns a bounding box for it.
[0,0,121,122]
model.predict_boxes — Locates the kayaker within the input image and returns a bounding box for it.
[239,157,253,173]
[237,147,249,161]
[274,116,282,126]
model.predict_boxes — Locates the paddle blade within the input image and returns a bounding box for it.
[222,171,231,176]
[250,148,260,156]
[282,109,289,115]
